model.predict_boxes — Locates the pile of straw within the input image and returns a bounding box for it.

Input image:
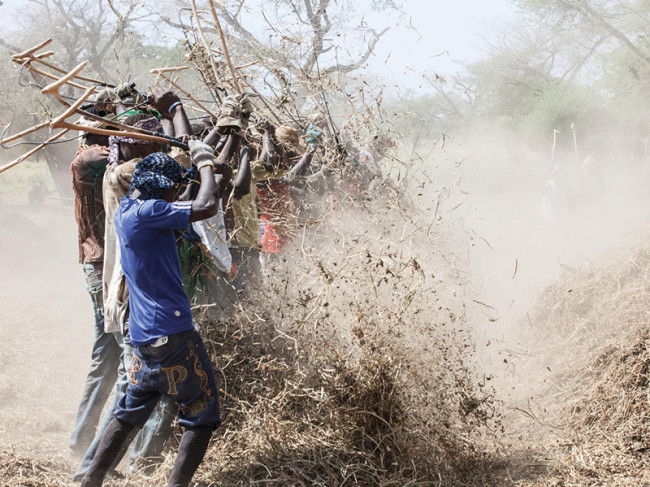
[184,192,506,486]
[0,450,71,487]
[518,243,650,486]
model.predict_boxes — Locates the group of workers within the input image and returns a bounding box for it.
[66,80,389,486]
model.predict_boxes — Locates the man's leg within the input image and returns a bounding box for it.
[69,265,121,455]
[76,336,180,481]
[166,425,212,487]
[81,342,162,485]
[74,332,131,480]
[80,417,135,487]
[165,330,221,487]
[122,337,178,475]
[127,395,178,475]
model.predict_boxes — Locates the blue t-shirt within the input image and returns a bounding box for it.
[114,197,194,346]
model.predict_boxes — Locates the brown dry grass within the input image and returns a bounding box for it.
[2,152,648,486]
[0,451,72,487]
[183,190,508,486]
[515,244,650,487]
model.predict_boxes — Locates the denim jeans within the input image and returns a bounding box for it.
[69,263,122,455]
[74,332,177,479]
[116,329,220,430]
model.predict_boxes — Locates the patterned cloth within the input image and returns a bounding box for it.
[108,116,164,165]
[70,144,109,264]
[177,233,214,304]
[129,152,197,198]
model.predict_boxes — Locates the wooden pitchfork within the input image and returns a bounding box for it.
[0,87,96,175]
[42,62,189,149]
[0,71,189,175]
[12,39,115,88]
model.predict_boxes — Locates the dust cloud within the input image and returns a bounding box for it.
[0,196,94,458]
[0,118,647,482]
[427,124,650,419]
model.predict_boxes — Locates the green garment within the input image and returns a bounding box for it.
[177,238,214,305]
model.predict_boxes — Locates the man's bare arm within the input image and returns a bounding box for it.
[187,140,218,222]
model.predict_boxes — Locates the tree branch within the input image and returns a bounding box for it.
[322,27,389,76]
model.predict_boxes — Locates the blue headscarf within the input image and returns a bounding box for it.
[129,152,197,199]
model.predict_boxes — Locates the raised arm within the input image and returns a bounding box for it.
[257,121,278,168]
[148,89,193,138]
[187,140,218,222]
[281,149,314,183]
[203,126,231,148]
[233,137,251,200]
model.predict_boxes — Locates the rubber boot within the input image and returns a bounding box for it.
[167,425,213,487]
[80,417,135,487]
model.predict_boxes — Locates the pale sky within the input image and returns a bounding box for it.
[359,0,518,91]
[1,0,518,92]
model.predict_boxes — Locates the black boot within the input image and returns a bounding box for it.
[167,425,213,487]
[80,418,135,487]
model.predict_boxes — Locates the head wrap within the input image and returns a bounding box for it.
[129,152,197,199]
[107,115,164,165]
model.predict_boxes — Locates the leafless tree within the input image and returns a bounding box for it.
[157,0,395,112]
[7,0,151,81]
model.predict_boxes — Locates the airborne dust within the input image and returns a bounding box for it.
[1,118,648,485]
[0,0,649,485]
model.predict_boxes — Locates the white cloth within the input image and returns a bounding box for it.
[193,200,232,273]
[102,160,137,333]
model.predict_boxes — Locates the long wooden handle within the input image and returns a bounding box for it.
[0,128,70,175]
[2,121,52,144]
[150,66,189,74]
[209,0,241,94]
[25,61,89,91]
[11,39,53,61]
[41,61,90,101]
[190,0,225,101]
[13,39,113,87]
[53,117,190,150]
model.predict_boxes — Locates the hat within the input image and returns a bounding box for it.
[88,88,119,113]
[275,125,301,147]
[216,95,242,129]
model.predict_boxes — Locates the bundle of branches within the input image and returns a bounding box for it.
[517,242,650,487]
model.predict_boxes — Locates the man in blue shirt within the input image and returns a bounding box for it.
[81,142,222,487]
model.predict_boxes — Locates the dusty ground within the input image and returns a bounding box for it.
[0,193,91,472]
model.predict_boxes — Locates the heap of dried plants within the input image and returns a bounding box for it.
[517,243,650,487]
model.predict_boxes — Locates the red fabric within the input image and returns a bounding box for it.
[257,182,295,253]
